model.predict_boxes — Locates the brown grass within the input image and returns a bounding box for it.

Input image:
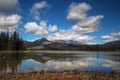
[0,71,120,80]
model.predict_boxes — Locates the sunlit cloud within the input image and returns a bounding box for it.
[67,2,104,34]
[30,1,49,20]
[24,20,58,36]
[48,25,58,33]
[101,32,120,43]
[47,29,97,44]
[67,2,91,21]
[47,2,103,44]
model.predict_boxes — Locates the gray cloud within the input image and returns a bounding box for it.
[0,0,19,15]
[0,0,21,32]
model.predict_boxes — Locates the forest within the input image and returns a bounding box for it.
[0,31,25,51]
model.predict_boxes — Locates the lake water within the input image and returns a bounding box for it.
[0,51,120,74]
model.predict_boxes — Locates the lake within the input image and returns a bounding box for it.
[0,51,120,74]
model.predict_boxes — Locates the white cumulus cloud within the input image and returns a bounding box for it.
[24,21,48,36]
[0,14,21,28]
[48,25,58,32]
[71,15,104,34]
[0,14,21,32]
[47,30,96,44]
[67,2,104,34]
[47,2,103,44]
[67,2,91,21]
[30,1,49,20]
[24,21,58,36]
[101,32,120,43]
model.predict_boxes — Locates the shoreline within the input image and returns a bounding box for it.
[0,50,33,53]
[0,70,120,80]
[0,50,120,54]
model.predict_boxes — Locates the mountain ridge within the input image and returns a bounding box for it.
[24,38,120,51]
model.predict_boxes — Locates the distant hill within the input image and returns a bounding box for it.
[25,38,52,48]
[103,40,120,46]
[24,38,120,51]
[24,38,81,50]
[100,40,120,51]
[53,40,83,45]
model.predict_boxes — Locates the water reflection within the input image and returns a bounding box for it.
[0,53,25,74]
[0,51,120,74]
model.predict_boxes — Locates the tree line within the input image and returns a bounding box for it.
[0,31,25,51]
[77,44,120,51]
[38,42,120,51]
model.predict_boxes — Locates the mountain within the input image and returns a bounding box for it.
[103,40,120,46]
[25,38,52,48]
[54,40,83,45]
[100,40,120,51]
[24,38,81,50]
[24,38,120,51]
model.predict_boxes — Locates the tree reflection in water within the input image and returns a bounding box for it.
[0,53,25,74]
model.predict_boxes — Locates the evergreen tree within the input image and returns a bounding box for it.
[0,32,9,50]
[9,31,25,50]
[0,31,25,51]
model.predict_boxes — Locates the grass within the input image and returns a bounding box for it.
[0,50,33,54]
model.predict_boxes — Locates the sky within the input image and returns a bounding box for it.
[0,0,120,44]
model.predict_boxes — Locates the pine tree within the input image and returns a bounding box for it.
[0,31,26,51]
[0,32,9,50]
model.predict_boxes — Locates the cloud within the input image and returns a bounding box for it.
[0,14,22,32]
[67,2,91,21]
[0,0,21,32]
[30,1,49,20]
[71,15,104,34]
[0,14,21,28]
[101,32,120,43]
[45,2,104,44]
[0,0,19,15]
[47,30,96,44]
[46,2,103,44]
[24,21,58,36]
[67,2,104,34]
[26,1,57,35]
[48,25,58,32]
[24,21,48,36]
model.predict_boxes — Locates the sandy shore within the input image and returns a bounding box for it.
[0,71,120,80]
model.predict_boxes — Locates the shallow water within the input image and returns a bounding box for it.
[0,51,120,74]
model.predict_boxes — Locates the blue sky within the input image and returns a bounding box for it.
[0,0,120,44]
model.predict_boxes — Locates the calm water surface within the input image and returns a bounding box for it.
[0,51,120,74]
